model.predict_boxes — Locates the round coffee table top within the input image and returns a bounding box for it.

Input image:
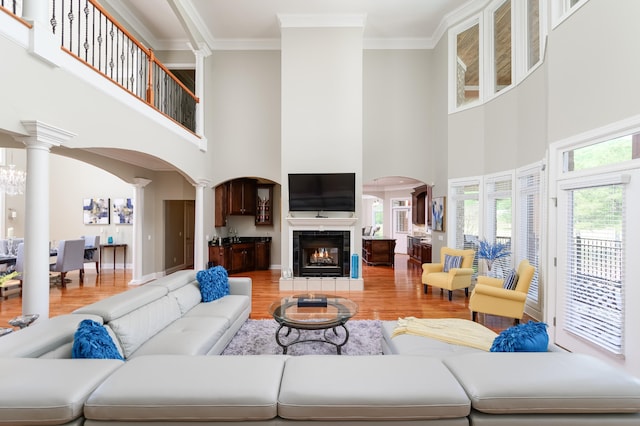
[269,294,358,330]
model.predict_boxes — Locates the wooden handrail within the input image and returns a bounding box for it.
[0,4,32,28]
[151,56,199,103]
[86,0,150,56]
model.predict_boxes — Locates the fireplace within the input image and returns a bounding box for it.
[293,231,350,277]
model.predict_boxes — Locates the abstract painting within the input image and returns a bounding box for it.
[432,196,446,232]
[83,198,110,224]
[112,198,134,224]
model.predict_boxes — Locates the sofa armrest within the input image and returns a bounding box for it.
[422,263,443,274]
[229,277,252,298]
[477,276,504,287]
[473,284,527,302]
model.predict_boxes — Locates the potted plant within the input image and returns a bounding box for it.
[475,238,510,273]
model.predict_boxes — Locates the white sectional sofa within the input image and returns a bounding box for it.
[0,269,639,425]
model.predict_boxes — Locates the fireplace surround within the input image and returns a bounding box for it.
[281,216,364,291]
[293,231,350,277]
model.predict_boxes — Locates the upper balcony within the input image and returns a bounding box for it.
[0,0,206,182]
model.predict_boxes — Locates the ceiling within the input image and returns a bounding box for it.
[102,0,475,51]
[94,0,475,183]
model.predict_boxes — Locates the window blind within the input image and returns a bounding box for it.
[517,168,542,305]
[485,175,513,277]
[450,180,480,275]
[564,184,625,355]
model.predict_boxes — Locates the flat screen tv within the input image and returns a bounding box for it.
[288,173,356,212]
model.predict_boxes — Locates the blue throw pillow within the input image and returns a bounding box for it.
[502,268,519,290]
[72,319,124,360]
[490,321,549,352]
[443,254,463,272]
[196,265,230,302]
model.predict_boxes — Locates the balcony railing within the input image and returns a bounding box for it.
[2,0,198,133]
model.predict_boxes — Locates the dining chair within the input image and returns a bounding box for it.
[81,235,100,274]
[50,239,86,287]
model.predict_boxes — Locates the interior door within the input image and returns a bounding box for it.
[392,200,410,254]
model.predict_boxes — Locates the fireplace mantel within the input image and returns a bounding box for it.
[286,216,358,228]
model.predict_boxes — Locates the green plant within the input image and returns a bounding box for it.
[475,239,510,271]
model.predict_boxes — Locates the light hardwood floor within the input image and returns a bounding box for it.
[0,254,525,333]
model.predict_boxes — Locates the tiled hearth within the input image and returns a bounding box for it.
[279,216,364,291]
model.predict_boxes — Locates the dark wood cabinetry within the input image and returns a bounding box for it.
[228,178,256,216]
[362,237,396,266]
[255,184,274,226]
[255,241,271,270]
[230,243,255,273]
[411,185,433,226]
[407,236,432,265]
[209,239,271,274]
[208,245,229,269]
[214,183,228,227]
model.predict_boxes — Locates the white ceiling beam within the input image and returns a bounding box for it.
[166,0,216,52]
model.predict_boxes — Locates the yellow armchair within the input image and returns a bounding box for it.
[422,247,475,301]
[469,259,535,324]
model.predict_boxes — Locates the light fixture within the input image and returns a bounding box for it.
[0,162,26,196]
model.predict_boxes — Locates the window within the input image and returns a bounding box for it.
[449,1,547,112]
[485,174,513,277]
[451,18,481,109]
[492,0,512,93]
[526,0,541,70]
[562,182,626,355]
[449,179,481,274]
[516,164,544,315]
[552,117,640,372]
[563,132,640,172]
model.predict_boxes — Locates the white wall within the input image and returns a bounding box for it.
[280,24,364,271]
[363,50,433,185]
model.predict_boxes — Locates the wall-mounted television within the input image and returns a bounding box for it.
[288,173,356,212]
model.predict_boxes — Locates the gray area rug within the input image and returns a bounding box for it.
[222,319,383,356]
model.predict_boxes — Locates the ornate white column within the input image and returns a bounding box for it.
[16,121,75,319]
[192,43,212,139]
[129,178,151,285]
[194,179,212,270]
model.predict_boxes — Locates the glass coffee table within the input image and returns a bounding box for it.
[268,294,358,354]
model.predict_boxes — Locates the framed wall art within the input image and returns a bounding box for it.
[112,198,133,224]
[431,196,446,232]
[83,198,110,224]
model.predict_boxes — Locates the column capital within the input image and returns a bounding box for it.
[132,177,152,188]
[194,178,213,188]
[16,120,76,150]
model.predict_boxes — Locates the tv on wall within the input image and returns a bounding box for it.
[288,173,356,212]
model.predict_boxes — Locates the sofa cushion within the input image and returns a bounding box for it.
[168,282,202,315]
[108,296,182,358]
[0,358,123,425]
[72,319,124,360]
[184,295,250,327]
[444,352,640,414]
[73,285,168,322]
[129,316,228,358]
[146,269,198,291]
[0,313,104,358]
[490,321,548,352]
[197,266,229,302]
[381,320,485,357]
[443,254,463,272]
[278,355,470,420]
[84,355,285,421]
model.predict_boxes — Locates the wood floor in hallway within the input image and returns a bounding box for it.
[0,254,524,333]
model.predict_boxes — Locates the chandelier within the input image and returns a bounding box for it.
[0,164,26,196]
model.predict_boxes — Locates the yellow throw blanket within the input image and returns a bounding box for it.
[391,317,498,351]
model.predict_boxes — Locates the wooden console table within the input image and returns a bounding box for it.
[100,243,127,270]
